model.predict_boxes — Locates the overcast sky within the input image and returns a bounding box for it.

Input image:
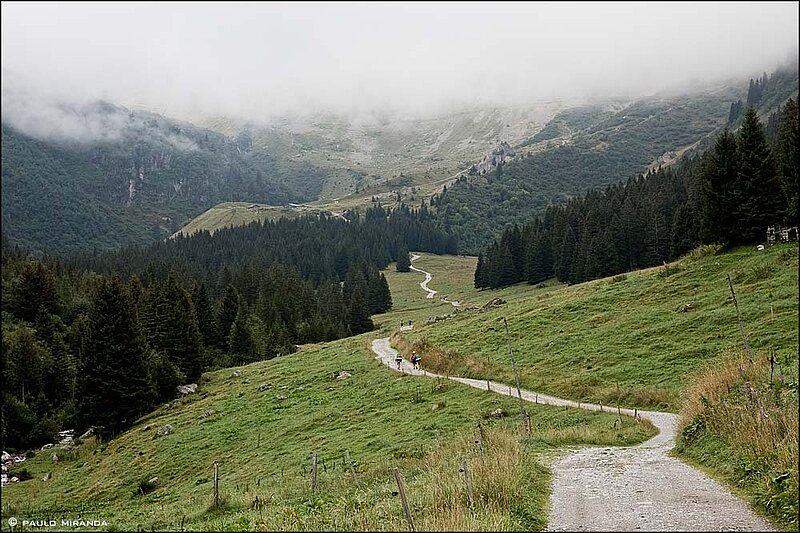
[2,1,798,121]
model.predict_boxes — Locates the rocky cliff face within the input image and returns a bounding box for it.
[471,141,516,175]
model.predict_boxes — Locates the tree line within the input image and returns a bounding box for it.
[475,101,798,290]
[1,203,452,449]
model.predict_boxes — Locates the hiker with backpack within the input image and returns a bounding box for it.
[395,352,403,370]
[411,350,421,370]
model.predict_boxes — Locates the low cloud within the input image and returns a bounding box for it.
[2,2,797,134]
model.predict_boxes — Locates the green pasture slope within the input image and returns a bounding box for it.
[0,336,653,531]
[391,243,798,412]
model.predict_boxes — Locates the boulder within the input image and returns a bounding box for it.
[276,395,288,401]
[156,424,174,437]
[41,443,53,451]
[43,472,51,482]
[51,453,59,462]
[10,476,19,483]
[199,410,215,419]
[491,408,506,419]
[148,476,159,485]
[258,383,272,392]
[1,451,10,462]
[231,370,242,378]
[336,371,352,381]
[176,384,198,395]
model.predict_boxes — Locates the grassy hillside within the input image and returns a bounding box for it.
[0,334,654,531]
[389,243,798,412]
[171,202,338,238]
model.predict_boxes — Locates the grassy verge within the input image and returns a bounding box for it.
[674,349,799,531]
[1,334,655,532]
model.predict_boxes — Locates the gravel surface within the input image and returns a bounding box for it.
[371,337,775,532]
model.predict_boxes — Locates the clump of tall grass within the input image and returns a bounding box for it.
[676,349,798,529]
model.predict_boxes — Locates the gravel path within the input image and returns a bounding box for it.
[370,337,775,531]
[408,253,461,306]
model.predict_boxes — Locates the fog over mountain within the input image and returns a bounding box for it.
[2,1,798,138]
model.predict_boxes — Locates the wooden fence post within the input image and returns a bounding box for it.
[460,458,474,508]
[311,453,318,491]
[213,462,220,508]
[393,466,415,531]
[346,449,358,486]
[475,423,484,455]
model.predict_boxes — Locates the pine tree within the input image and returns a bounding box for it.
[160,274,204,383]
[474,254,488,289]
[78,276,156,437]
[734,108,782,243]
[699,127,739,245]
[9,261,60,322]
[216,284,241,349]
[228,310,256,363]
[345,286,374,335]
[396,246,411,272]
[191,282,217,348]
[775,98,799,224]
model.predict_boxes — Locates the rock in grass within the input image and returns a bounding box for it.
[258,383,272,392]
[336,371,352,380]
[156,424,174,437]
[176,384,198,395]
[491,408,506,418]
[232,370,242,378]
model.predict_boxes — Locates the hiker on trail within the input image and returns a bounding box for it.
[412,351,421,370]
[395,352,403,370]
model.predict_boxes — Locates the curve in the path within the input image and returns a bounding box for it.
[370,337,774,532]
[408,253,460,306]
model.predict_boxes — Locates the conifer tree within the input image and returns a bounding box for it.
[78,276,155,436]
[9,261,60,322]
[775,98,799,224]
[216,284,241,349]
[345,286,373,335]
[191,282,217,347]
[396,246,411,272]
[735,108,782,243]
[699,127,739,245]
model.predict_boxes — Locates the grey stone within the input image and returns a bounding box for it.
[258,383,272,392]
[51,453,59,462]
[336,371,352,380]
[276,395,288,401]
[142,425,152,432]
[232,370,242,378]
[491,408,506,418]
[176,384,198,395]
[156,424,174,437]
[148,476,159,485]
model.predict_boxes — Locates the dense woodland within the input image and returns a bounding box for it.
[0,204,447,449]
[475,101,798,289]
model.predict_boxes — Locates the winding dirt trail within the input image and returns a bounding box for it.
[408,253,461,306]
[371,335,775,530]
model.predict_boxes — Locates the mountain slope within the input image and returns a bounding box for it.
[1,103,331,255]
[434,65,798,254]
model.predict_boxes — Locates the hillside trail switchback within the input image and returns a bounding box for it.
[378,255,775,531]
